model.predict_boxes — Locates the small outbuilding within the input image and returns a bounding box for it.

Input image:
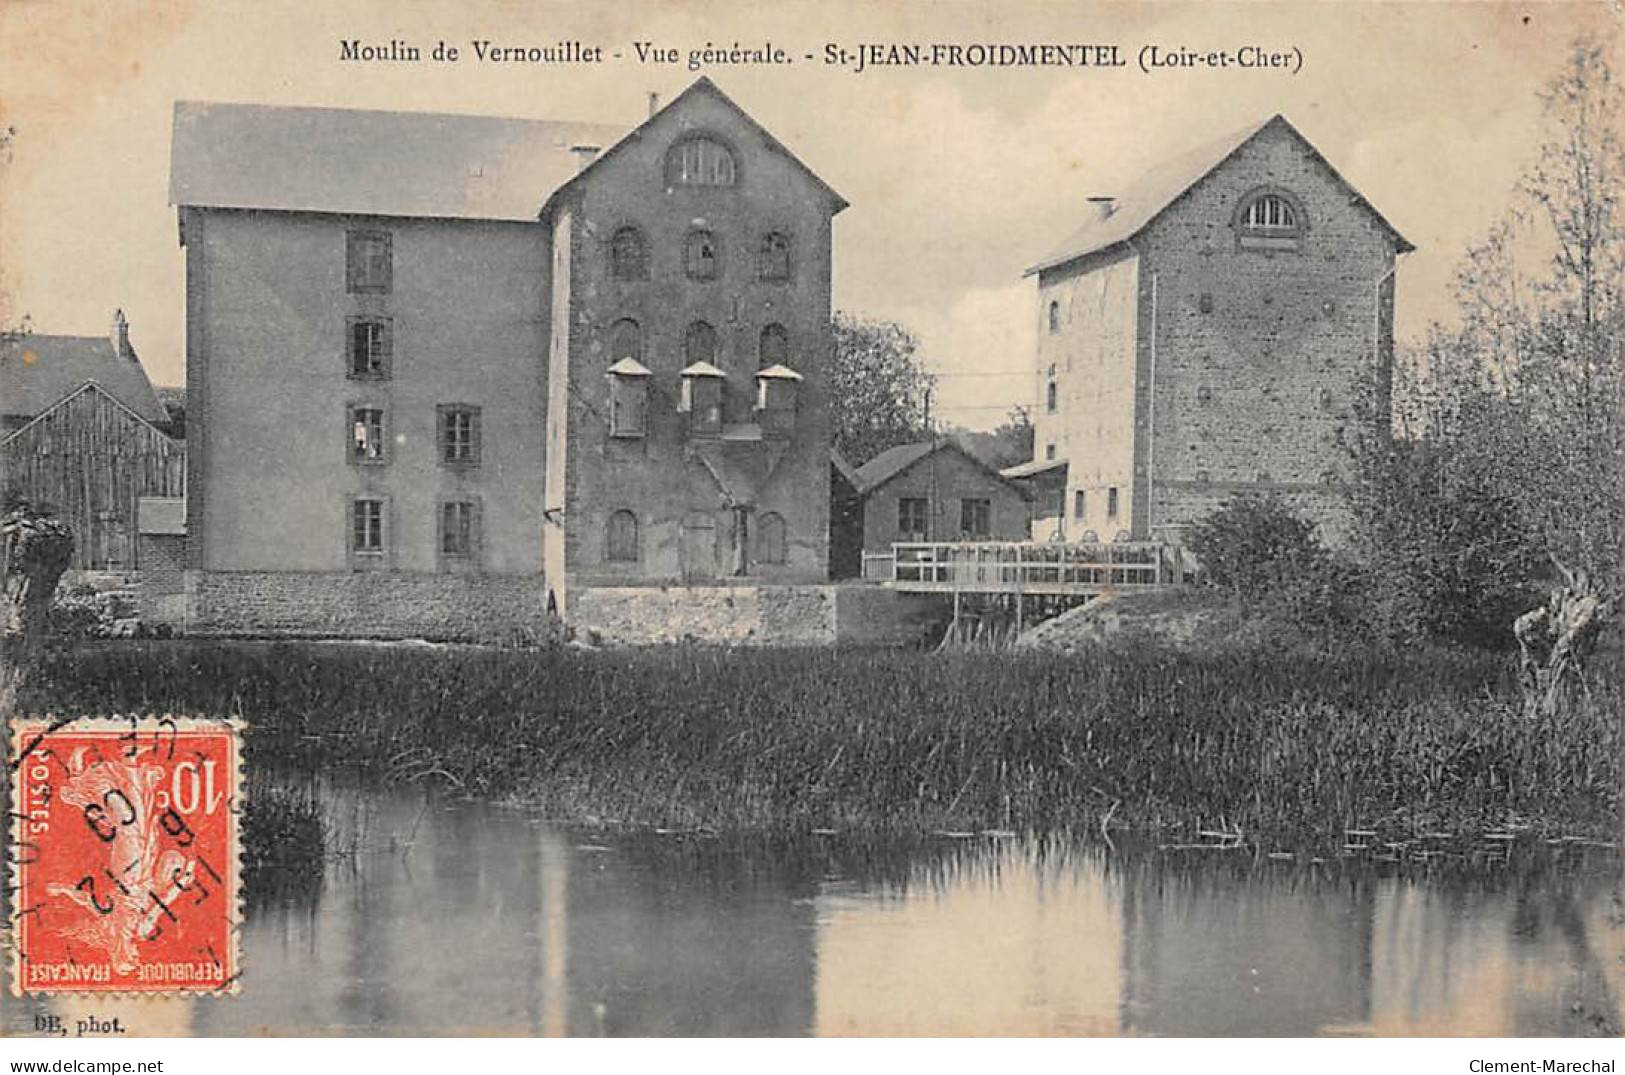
[848,439,1031,577]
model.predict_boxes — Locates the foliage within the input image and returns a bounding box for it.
[1187,496,1365,637]
[948,405,1035,470]
[1351,37,1623,653]
[26,641,1619,848]
[829,311,935,466]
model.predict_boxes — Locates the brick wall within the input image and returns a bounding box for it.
[185,570,548,642]
[138,534,187,624]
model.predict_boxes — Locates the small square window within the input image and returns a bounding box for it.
[347,230,392,294]
[348,317,392,378]
[438,405,481,466]
[352,498,385,554]
[350,406,387,464]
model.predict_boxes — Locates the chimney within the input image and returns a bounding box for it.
[110,308,132,361]
[648,92,660,118]
[570,144,601,173]
[1087,196,1116,221]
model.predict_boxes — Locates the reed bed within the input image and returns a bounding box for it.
[21,639,1620,850]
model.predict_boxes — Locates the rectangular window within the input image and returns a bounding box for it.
[1107,487,1120,519]
[897,497,928,541]
[439,500,478,559]
[608,377,648,438]
[350,406,386,464]
[1045,443,1057,461]
[346,230,392,294]
[438,405,481,466]
[351,498,385,554]
[1074,490,1086,519]
[959,498,991,539]
[348,317,392,378]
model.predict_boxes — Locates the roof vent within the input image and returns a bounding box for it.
[1087,196,1117,222]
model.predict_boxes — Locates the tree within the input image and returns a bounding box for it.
[1353,36,1622,682]
[829,312,935,466]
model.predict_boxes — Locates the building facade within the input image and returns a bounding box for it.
[169,79,843,638]
[1020,116,1411,546]
[852,440,1031,575]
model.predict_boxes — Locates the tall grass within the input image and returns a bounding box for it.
[21,640,1619,849]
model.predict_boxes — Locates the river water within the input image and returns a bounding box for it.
[4,789,1620,1037]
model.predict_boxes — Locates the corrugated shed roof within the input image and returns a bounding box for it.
[0,335,168,425]
[1026,115,1413,277]
[170,100,627,221]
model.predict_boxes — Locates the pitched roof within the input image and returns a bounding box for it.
[852,439,1028,498]
[829,448,860,490]
[0,334,168,425]
[1000,456,1068,480]
[1025,114,1413,277]
[170,100,626,221]
[2,381,173,450]
[543,77,847,218]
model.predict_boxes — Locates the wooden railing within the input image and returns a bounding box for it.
[875,540,1190,594]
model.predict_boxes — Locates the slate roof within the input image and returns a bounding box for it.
[852,439,1027,498]
[170,100,626,221]
[0,334,168,425]
[1025,114,1413,277]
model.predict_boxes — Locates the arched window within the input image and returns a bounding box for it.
[1243,194,1297,230]
[610,226,646,280]
[756,511,788,565]
[684,230,720,280]
[759,323,789,369]
[1236,189,1305,246]
[606,510,639,562]
[609,318,642,361]
[1046,380,1058,414]
[759,233,791,281]
[685,321,718,366]
[1048,301,1060,334]
[665,137,736,187]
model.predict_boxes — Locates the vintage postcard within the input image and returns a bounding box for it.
[0,0,1621,1056]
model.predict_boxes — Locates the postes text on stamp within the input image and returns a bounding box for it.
[10,716,242,995]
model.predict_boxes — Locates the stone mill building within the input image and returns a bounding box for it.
[169,78,846,639]
[1015,114,1412,546]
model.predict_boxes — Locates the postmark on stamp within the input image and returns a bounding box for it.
[9,716,242,996]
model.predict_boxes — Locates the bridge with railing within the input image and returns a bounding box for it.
[862,540,1193,596]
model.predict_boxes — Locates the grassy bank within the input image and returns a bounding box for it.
[19,640,1619,849]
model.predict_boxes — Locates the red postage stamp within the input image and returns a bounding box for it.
[9,716,242,996]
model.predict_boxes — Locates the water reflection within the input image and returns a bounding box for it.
[2,790,1617,1037]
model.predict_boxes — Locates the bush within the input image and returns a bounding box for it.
[1188,496,1366,637]
[48,584,118,639]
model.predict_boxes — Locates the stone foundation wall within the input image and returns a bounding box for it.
[572,582,950,647]
[185,570,548,642]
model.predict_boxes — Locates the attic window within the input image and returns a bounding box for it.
[1236,189,1305,248]
[666,137,736,187]
[346,230,392,294]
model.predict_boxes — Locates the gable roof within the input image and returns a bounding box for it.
[0,334,168,425]
[830,448,861,490]
[542,77,847,218]
[1026,114,1413,277]
[852,439,1028,498]
[170,100,625,221]
[2,381,175,450]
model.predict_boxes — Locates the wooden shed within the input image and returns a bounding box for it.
[1,382,185,569]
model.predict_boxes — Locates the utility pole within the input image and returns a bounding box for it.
[924,387,937,542]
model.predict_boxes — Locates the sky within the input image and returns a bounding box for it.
[0,0,1619,429]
